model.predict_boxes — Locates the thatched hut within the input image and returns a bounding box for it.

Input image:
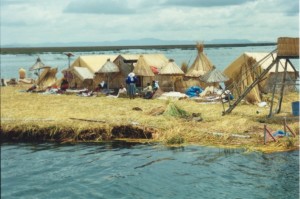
[96,59,120,90]
[71,55,122,89]
[223,52,298,103]
[62,66,94,90]
[185,43,214,77]
[177,43,214,92]
[159,59,184,91]
[200,66,229,87]
[133,55,155,87]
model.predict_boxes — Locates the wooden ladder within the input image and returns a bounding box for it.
[222,50,278,115]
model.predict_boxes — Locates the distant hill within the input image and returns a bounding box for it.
[1,38,265,48]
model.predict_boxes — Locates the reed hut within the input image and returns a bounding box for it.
[133,55,155,87]
[71,55,118,88]
[62,66,94,90]
[96,59,120,90]
[179,43,214,92]
[185,43,214,77]
[159,59,184,91]
[224,52,298,103]
[200,66,229,87]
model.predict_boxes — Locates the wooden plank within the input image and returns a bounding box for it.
[268,60,279,118]
[276,59,288,113]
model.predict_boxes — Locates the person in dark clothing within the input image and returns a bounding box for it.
[126,73,137,99]
[60,78,69,91]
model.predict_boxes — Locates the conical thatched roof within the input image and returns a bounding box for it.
[185,43,214,77]
[160,59,184,76]
[29,57,47,71]
[133,55,155,77]
[97,58,120,73]
[200,67,229,83]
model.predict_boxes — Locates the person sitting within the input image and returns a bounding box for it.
[107,84,127,98]
[142,83,153,99]
[118,84,127,94]
[152,80,159,91]
[60,78,69,91]
[221,90,234,102]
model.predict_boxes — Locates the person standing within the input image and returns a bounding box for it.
[126,72,137,99]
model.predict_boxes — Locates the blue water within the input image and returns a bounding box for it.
[1,45,289,80]
[1,142,299,199]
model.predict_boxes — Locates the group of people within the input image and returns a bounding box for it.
[125,72,159,99]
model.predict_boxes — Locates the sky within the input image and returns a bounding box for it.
[0,0,299,46]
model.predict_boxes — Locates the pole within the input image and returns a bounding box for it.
[264,124,266,145]
[276,59,288,113]
[268,59,279,118]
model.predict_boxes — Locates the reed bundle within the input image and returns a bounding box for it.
[277,37,299,57]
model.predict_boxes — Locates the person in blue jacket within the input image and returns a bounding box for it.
[126,72,138,99]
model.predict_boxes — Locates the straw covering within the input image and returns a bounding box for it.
[36,67,58,89]
[200,67,229,83]
[97,59,120,73]
[160,59,184,75]
[224,52,298,103]
[185,43,214,77]
[277,37,299,57]
[73,67,94,81]
[133,55,155,77]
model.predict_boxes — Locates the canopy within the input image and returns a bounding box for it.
[29,57,47,71]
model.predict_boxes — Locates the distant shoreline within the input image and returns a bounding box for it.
[0,42,276,54]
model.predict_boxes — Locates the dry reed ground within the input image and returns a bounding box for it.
[1,85,299,153]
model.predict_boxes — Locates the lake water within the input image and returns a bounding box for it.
[1,46,299,198]
[3,44,298,80]
[1,142,299,199]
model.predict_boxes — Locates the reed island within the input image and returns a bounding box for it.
[1,84,299,153]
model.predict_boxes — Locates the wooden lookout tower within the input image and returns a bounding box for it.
[222,37,299,117]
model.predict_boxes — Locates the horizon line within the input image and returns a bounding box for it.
[0,42,277,54]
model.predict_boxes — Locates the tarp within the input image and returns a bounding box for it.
[185,86,203,97]
[151,66,159,74]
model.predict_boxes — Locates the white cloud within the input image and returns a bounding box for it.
[0,0,298,46]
